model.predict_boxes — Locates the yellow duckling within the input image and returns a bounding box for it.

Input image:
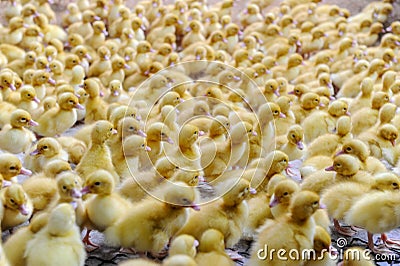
[358,124,398,160]
[348,77,374,114]
[22,174,58,214]
[15,85,40,114]
[81,170,132,248]
[182,20,206,49]
[67,10,99,38]
[56,137,87,165]
[82,78,108,124]
[0,183,33,231]
[105,182,199,256]
[291,92,322,124]
[269,179,301,219]
[33,92,83,137]
[24,203,86,266]
[248,191,321,265]
[195,229,234,266]
[61,3,82,28]
[7,51,36,78]
[0,109,37,154]
[75,120,119,183]
[305,226,337,266]
[31,69,56,100]
[0,17,25,45]
[177,179,255,248]
[88,46,111,77]
[275,125,305,161]
[24,137,68,173]
[100,57,130,87]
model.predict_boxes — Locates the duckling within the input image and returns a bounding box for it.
[0,153,32,182]
[182,20,206,49]
[56,137,87,165]
[147,14,181,45]
[100,57,129,87]
[305,226,337,266]
[302,100,349,144]
[0,184,33,231]
[75,120,119,183]
[275,96,296,136]
[7,51,36,78]
[276,125,305,161]
[358,124,398,160]
[351,91,390,136]
[88,46,111,77]
[248,191,321,265]
[24,137,68,173]
[345,189,400,253]
[105,182,199,256]
[272,53,304,82]
[0,17,25,45]
[24,203,86,266]
[82,78,108,124]
[0,109,37,154]
[86,21,107,51]
[81,170,132,248]
[322,172,400,237]
[195,229,234,266]
[29,159,71,180]
[62,3,82,28]
[169,234,198,259]
[349,77,374,114]
[21,175,58,214]
[33,92,82,137]
[109,7,132,38]
[291,92,322,124]
[178,179,255,248]
[67,10,98,38]
[240,4,263,28]
[19,25,43,50]
[269,179,301,219]
[306,116,352,158]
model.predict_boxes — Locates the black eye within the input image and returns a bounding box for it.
[393,183,398,186]
[43,145,48,149]
[313,201,319,205]
[21,118,26,122]
[10,199,15,203]
[110,128,113,131]
[283,192,288,196]
[291,134,295,138]
[194,131,198,134]
[346,147,351,151]
[10,166,16,170]
[94,182,101,186]
[62,186,67,190]
[27,94,31,97]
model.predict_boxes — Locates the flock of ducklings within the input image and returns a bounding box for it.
[0,0,400,265]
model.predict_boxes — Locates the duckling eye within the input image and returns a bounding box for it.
[282,159,287,163]
[283,192,289,196]
[161,132,165,136]
[393,182,398,186]
[336,163,341,167]
[10,199,15,203]
[313,201,319,205]
[110,128,113,131]
[274,110,279,114]
[343,108,347,111]
[94,182,101,186]
[291,134,295,138]
[194,131,198,135]
[27,94,31,97]
[346,147,352,151]
[62,186,67,190]
[141,144,145,147]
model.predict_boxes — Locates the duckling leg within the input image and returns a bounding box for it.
[381,233,400,249]
[333,219,356,236]
[368,232,394,254]
[82,229,99,250]
[225,249,244,261]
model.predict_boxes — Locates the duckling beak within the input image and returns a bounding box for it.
[252,131,258,136]
[166,137,174,144]
[19,204,29,216]
[9,84,16,91]
[233,76,241,81]
[386,26,392,32]
[113,90,120,96]
[190,204,200,211]
[30,149,39,156]
[194,239,199,247]
[94,15,101,21]
[249,187,257,194]
[195,55,201,60]
[279,113,286,118]
[325,165,335,171]
[112,129,118,135]
[138,129,147,138]
[71,188,82,198]
[124,64,131,69]
[198,130,205,136]
[48,78,56,85]
[391,140,396,147]
[75,103,85,110]
[2,180,12,188]
[145,146,152,151]
[269,194,279,208]
[296,141,304,150]
[29,119,39,126]
[319,202,327,209]
[38,32,44,38]
[136,114,142,121]
[81,186,91,195]
[85,54,92,61]
[124,55,130,61]
[198,175,205,182]
[99,91,105,97]
[103,29,109,36]
[274,89,280,97]
[346,111,351,116]
[335,150,345,157]
[288,91,295,95]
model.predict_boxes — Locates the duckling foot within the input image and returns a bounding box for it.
[225,249,244,261]
[350,225,363,232]
[381,233,400,249]
[334,220,356,236]
[368,232,395,254]
[82,230,99,251]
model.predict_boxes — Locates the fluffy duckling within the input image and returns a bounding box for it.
[178,179,255,248]
[275,125,305,161]
[248,191,321,265]
[0,153,31,183]
[358,124,398,160]
[81,170,131,248]
[292,92,322,124]
[302,100,350,144]
[322,172,400,237]
[24,137,68,173]
[15,85,40,114]
[351,91,390,136]
[33,92,82,137]
[272,53,304,82]
[0,184,33,231]
[182,20,206,49]
[100,57,129,87]
[86,21,107,51]
[75,120,119,183]
[105,182,199,256]
[338,139,387,175]
[0,17,25,45]
[62,3,82,28]
[82,78,108,124]
[306,115,352,158]
[88,46,111,77]
[21,175,58,214]
[305,226,337,266]
[269,179,301,219]
[7,51,36,78]
[345,189,400,253]
[195,229,234,266]
[0,109,37,154]
[67,10,98,38]
[56,137,87,165]
[348,77,374,114]
[24,203,86,266]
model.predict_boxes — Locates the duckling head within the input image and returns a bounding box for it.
[220,178,255,207]
[179,124,202,146]
[371,92,390,109]
[91,120,117,144]
[338,139,369,162]
[30,137,62,157]
[198,229,225,253]
[379,124,398,146]
[163,182,199,210]
[269,179,299,208]
[264,79,279,97]
[64,54,81,68]
[0,154,31,178]
[371,172,400,191]
[209,115,230,137]
[83,78,100,97]
[58,92,83,110]
[146,122,173,144]
[49,60,64,74]
[44,159,72,178]
[169,234,198,258]
[286,125,304,149]
[289,190,320,223]
[20,85,40,104]
[328,100,350,117]
[159,91,182,108]
[10,109,38,128]
[289,84,309,98]
[111,57,128,71]
[67,34,84,48]
[3,184,30,215]
[123,134,150,157]
[57,172,82,200]
[155,156,178,179]
[287,53,303,68]
[82,169,114,195]
[300,92,321,110]
[119,117,145,140]
[313,226,331,254]
[326,154,359,176]
[0,72,15,91]
[335,116,351,137]
[378,103,397,123]
[171,169,203,186]
[360,77,374,95]
[47,203,76,236]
